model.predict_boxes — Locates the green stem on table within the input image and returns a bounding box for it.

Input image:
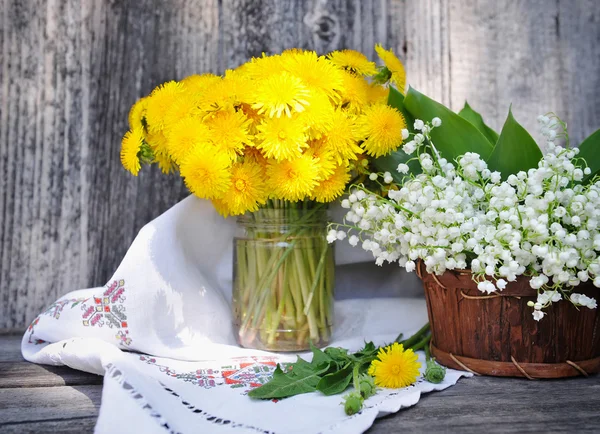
[398,323,430,348]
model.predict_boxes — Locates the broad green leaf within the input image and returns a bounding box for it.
[487,108,542,178]
[403,87,494,161]
[316,363,353,396]
[458,102,499,145]
[310,342,333,367]
[248,360,331,399]
[373,87,420,182]
[387,86,415,128]
[577,128,600,182]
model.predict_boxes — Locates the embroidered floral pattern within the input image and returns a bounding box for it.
[139,355,282,393]
[26,297,89,344]
[81,279,131,346]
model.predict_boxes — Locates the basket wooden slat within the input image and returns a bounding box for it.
[418,261,600,378]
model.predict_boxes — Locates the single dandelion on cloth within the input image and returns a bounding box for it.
[368,342,422,388]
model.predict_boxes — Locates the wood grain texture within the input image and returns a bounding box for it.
[0,362,102,388]
[2,0,600,329]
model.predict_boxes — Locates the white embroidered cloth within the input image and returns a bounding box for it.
[22,197,469,433]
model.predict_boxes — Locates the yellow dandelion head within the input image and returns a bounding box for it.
[281,51,345,100]
[220,161,268,215]
[222,69,254,104]
[239,103,264,135]
[325,110,364,164]
[181,73,221,95]
[146,130,169,156]
[197,77,235,113]
[252,72,311,118]
[356,104,406,158]
[367,83,390,105]
[368,342,421,389]
[375,44,406,93]
[205,109,251,160]
[153,152,176,174]
[180,145,231,199]
[267,155,321,202]
[297,92,335,139]
[327,49,377,76]
[211,198,234,218]
[256,115,308,161]
[306,137,336,178]
[120,127,145,176]
[162,93,202,134]
[145,81,185,133]
[312,163,351,203]
[128,97,148,130]
[166,117,212,163]
[338,71,370,112]
[243,53,285,81]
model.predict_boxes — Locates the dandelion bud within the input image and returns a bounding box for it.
[342,391,364,415]
[358,374,377,399]
[424,359,446,384]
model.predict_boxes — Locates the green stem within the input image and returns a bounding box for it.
[399,323,430,348]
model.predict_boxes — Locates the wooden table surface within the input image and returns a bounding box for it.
[2,334,600,433]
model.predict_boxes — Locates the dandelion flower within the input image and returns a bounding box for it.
[281,50,345,100]
[166,117,212,163]
[206,109,251,160]
[327,50,377,76]
[211,198,234,218]
[120,127,145,176]
[367,83,389,105]
[368,342,421,389]
[162,93,201,134]
[312,163,350,203]
[339,71,370,112]
[128,97,148,130]
[375,44,406,93]
[325,110,363,164]
[220,161,267,215]
[146,130,169,156]
[267,155,321,202]
[306,137,336,178]
[239,103,263,135]
[298,92,335,139]
[356,105,406,158]
[243,53,286,81]
[153,152,175,174]
[181,73,221,94]
[145,81,185,133]
[180,145,231,199]
[256,115,308,161]
[252,72,311,118]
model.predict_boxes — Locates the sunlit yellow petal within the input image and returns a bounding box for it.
[368,342,421,389]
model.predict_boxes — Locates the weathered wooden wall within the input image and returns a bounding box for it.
[1,0,600,330]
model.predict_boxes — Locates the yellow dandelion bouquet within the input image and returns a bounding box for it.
[120,45,408,351]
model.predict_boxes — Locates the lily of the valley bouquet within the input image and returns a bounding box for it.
[120,46,409,351]
[331,86,600,321]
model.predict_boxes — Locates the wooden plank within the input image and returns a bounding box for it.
[0,385,102,424]
[0,334,24,362]
[371,376,600,433]
[0,417,98,434]
[0,362,102,388]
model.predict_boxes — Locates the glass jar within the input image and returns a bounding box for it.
[233,206,334,351]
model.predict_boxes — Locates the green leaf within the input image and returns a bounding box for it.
[248,360,331,399]
[387,86,415,128]
[403,87,494,161]
[316,363,354,396]
[310,342,333,367]
[324,347,350,362]
[577,128,600,182]
[487,108,542,178]
[458,102,499,145]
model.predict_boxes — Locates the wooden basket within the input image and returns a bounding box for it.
[417,261,600,379]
